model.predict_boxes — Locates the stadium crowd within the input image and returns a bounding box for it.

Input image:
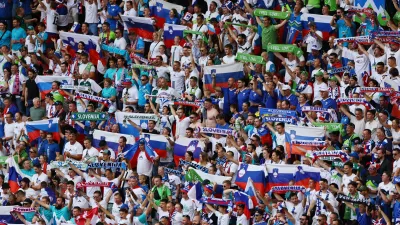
[0,0,399,224]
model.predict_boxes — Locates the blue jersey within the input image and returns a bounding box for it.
[107,4,122,30]
[237,88,250,112]
[222,88,237,114]
[287,13,303,43]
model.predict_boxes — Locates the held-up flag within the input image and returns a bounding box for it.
[26,118,60,142]
[174,137,205,166]
[265,164,321,192]
[204,63,245,92]
[121,15,155,40]
[149,0,184,28]
[163,23,187,48]
[285,124,325,156]
[35,76,72,99]
[92,129,135,155]
[235,163,267,196]
[123,138,158,169]
[141,133,167,158]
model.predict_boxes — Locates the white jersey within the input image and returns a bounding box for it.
[46,9,59,33]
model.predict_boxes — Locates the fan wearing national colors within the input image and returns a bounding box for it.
[205,203,230,225]
[33,195,72,224]
[274,191,305,225]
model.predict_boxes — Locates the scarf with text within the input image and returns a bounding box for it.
[174,101,203,108]
[87,162,127,170]
[327,66,352,74]
[360,87,394,94]
[253,9,290,19]
[333,36,371,45]
[312,150,349,162]
[164,168,182,176]
[337,98,374,110]
[76,182,111,189]
[76,92,112,107]
[11,207,36,213]
[198,127,237,137]
[291,140,327,147]
[337,193,370,205]
[179,159,208,173]
[270,186,306,193]
[50,160,88,170]
[200,197,233,206]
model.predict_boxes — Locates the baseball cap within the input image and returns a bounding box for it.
[282,85,291,91]
[319,86,329,92]
[315,71,324,77]
[209,48,217,54]
[103,149,112,155]
[245,153,253,159]
[20,177,31,184]
[311,45,319,51]
[122,79,132,85]
[54,101,62,106]
[329,76,338,82]
[349,152,359,159]
[108,105,117,114]
[27,26,34,30]
[357,185,368,192]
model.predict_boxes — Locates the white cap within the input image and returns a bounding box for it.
[282,85,291,91]
[319,86,329,92]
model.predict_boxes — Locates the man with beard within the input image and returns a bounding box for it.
[33,196,72,223]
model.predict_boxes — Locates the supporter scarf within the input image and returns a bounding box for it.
[200,197,233,206]
[393,176,400,184]
[312,122,344,134]
[327,66,351,74]
[260,108,297,123]
[183,30,208,44]
[291,140,326,147]
[235,52,265,65]
[370,31,400,38]
[270,186,306,193]
[332,161,345,167]
[302,106,328,113]
[87,162,127,170]
[50,160,88,170]
[198,127,237,137]
[312,150,349,162]
[225,22,256,30]
[337,193,370,205]
[295,81,309,93]
[131,64,154,70]
[329,86,340,100]
[164,168,182,176]
[101,44,131,63]
[76,92,112,107]
[337,98,374,109]
[12,73,20,95]
[174,101,203,108]
[253,9,290,19]
[360,87,393,93]
[267,44,303,58]
[216,157,227,166]
[390,91,400,104]
[76,182,111,189]
[179,159,208,173]
[11,207,36,213]
[130,53,149,64]
[333,36,371,45]
[376,37,400,44]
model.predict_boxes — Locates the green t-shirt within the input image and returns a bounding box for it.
[151,185,172,206]
[100,31,116,43]
[50,205,71,222]
[307,0,321,8]
[324,0,337,11]
[51,90,64,103]
[261,25,277,50]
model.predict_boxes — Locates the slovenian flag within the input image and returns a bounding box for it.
[60,31,103,66]
[186,168,232,198]
[141,133,167,158]
[188,182,203,201]
[244,177,259,206]
[173,137,205,166]
[301,14,335,41]
[26,118,60,142]
[115,112,159,140]
[285,124,325,156]
[123,138,158,169]
[234,191,253,219]
[92,129,136,155]
[7,157,22,193]
[163,23,187,48]
[204,63,245,92]
[149,0,184,28]
[75,207,99,225]
[121,15,155,40]
[265,164,321,192]
[0,206,23,224]
[34,76,72,99]
[235,163,267,196]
